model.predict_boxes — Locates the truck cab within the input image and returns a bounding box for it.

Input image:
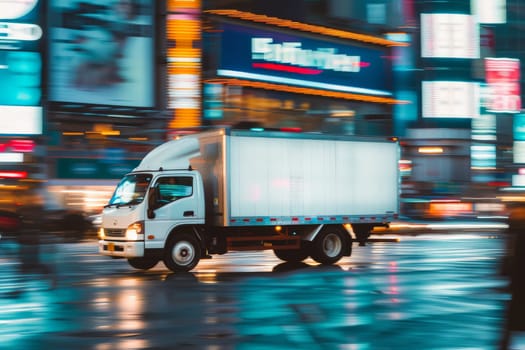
[99,169,205,269]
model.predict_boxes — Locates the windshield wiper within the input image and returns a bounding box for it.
[104,197,143,208]
[104,203,121,208]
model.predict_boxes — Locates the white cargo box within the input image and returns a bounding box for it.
[189,129,399,227]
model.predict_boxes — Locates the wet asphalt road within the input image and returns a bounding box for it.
[0,231,512,349]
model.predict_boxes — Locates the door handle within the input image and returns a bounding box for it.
[183,210,194,217]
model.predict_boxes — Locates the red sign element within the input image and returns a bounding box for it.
[485,58,521,113]
[252,62,370,75]
[0,171,28,179]
[0,139,35,153]
[252,62,322,75]
[486,58,520,82]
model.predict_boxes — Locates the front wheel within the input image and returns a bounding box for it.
[127,257,159,270]
[311,227,348,265]
[163,233,201,272]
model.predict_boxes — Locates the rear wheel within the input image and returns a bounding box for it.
[127,257,159,270]
[311,227,347,265]
[273,244,309,263]
[163,233,201,272]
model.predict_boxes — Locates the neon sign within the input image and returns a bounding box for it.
[0,139,35,153]
[252,62,322,75]
[0,170,27,179]
[166,0,201,128]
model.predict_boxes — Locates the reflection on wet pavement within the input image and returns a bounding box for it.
[0,233,511,349]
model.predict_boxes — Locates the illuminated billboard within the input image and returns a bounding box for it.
[471,0,506,24]
[485,57,521,113]
[0,106,42,134]
[0,0,43,135]
[48,0,155,108]
[422,81,480,118]
[421,14,479,59]
[217,23,393,97]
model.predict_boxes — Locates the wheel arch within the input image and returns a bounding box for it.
[164,224,206,259]
[165,224,203,246]
[303,224,352,256]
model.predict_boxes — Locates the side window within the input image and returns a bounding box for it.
[156,176,193,206]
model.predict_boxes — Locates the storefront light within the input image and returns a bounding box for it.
[418,147,444,154]
[0,153,23,163]
[206,78,406,104]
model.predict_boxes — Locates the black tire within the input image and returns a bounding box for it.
[127,257,159,270]
[273,244,310,263]
[163,233,201,272]
[311,227,347,265]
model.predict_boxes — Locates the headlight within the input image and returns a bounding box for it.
[98,228,105,240]
[126,221,144,241]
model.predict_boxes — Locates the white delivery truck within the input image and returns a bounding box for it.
[98,128,400,272]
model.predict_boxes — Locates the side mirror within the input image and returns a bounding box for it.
[147,184,158,219]
[147,208,155,219]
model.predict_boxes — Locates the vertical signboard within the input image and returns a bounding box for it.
[471,91,497,180]
[514,114,525,164]
[0,0,43,135]
[513,114,525,186]
[485,57,521,113]
[167,0,201,130]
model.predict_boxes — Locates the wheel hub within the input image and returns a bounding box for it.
[173,241,194,265]
[323,233,342,257]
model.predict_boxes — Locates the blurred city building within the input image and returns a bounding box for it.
[0,0,524,219]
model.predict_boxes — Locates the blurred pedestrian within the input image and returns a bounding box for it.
[501,205,525,349]
[16,195,57,289]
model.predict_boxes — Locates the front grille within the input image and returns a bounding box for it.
[105,228,126,237]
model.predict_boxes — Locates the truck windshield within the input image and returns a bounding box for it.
[108,173,152,206]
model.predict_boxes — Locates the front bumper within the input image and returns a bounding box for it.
[98,239,145,258]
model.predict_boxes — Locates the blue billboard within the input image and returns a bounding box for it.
[217,23,393,97]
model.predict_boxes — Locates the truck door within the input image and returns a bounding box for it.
[145,174,201,248]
